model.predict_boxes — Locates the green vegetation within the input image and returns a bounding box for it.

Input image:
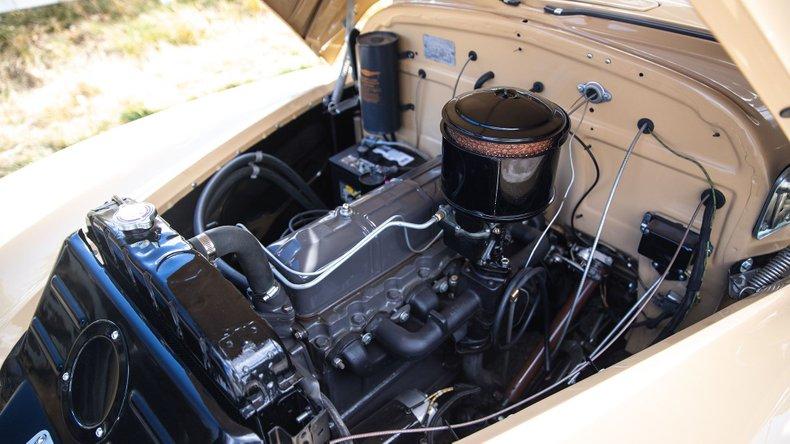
[0,0,319,178]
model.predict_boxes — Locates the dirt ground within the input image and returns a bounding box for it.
[0,0,321,177]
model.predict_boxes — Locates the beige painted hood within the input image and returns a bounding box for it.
[265,0,790,136]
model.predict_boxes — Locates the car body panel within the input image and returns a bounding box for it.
[0,0,788,442]
[0,66,336,364]
[469,282,790,443]
[690,0,790,138]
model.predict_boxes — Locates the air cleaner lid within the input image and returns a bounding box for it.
[442,87,569,147]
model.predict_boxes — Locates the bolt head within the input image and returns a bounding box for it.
[95,427,104,438]
[332,358,345,370]
[361,333,373,344]
[61,372,70,382]
[740,258,754,273]
[398,311,410,322]
[586,53,593,59]
[110,330,119,340]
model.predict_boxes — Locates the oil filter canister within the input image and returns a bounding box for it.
[356,31,401,135]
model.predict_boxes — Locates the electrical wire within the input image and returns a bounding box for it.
[569,135,599,246]
[280,209,330,238]
[451,56,473,98]
[520,99,589,273]
[405,228,444,253]
[569,197,706,373]
[551,123,648,360]
[327,197,705,444]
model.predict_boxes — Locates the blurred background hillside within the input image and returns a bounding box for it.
[0,0,321,177]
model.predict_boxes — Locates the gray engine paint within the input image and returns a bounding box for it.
[268,159,445,317]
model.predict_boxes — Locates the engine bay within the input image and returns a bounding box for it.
[1,3,788,443]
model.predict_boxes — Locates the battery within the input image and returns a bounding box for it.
[329,143,425,203]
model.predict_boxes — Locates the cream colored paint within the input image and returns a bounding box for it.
[0,66,336,363]
[468,284,790,443]
[691,0,790,138]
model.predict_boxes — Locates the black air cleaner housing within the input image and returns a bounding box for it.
[441,87,569,221]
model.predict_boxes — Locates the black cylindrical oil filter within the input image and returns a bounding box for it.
[356,31,401,134]
[441,87,570,222]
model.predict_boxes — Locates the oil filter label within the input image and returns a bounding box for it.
[423,34,455,65]
[360,68,381,104]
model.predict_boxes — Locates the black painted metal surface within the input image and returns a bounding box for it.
[0,199,303,442]
[441,87,569,221]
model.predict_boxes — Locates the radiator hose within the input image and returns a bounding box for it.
[193,152,325,291]
[189,225,287,311]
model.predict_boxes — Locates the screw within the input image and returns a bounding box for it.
[332,358,345,370]
[501,257,510,267]
[605,58,612,64]
[61,372,70,382]
[586,53,593,59]
[339,203,352,217]
[739,258,754,273]
[351,313,366,325]
[95,427,104,438]
[448,275,459,286]
[361,333,373,344]
[282,304,293,313]
[110,330,119,341]
[492,226,501,235]
[651,260,660,269]
[293,329,307,340]
[398,311,410,322]
[314,336,330,349]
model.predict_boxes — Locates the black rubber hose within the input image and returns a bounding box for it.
[205,167,254,216]
[194,153,261,235]
[189,226,286,308]
[194,154,324,289]
[257,153,325,209]
[653,191,719,342]
[492,267,546,348]
[369,290,479,360]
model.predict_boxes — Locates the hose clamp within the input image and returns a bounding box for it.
[249,164,260,179]
[261,282,280,302]
[194,232,217,263]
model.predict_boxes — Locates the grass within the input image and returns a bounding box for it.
[0,0,320,177]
